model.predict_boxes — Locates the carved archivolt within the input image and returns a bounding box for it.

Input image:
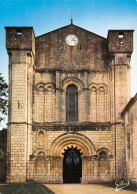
[61,77,84,94]
[50,132,96,157]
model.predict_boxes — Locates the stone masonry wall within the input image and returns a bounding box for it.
[124,99,137,184]
[7,51,28,182]
[0,129,7,182]
[27,128,115,183]
[33,71,109,123]
[35,24,107,70]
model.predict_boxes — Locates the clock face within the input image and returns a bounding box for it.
[66,34,78,46]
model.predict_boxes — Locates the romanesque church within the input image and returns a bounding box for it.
[3,22,137,184]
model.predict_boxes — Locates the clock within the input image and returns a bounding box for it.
[66,34,78,46]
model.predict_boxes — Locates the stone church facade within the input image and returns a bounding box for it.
[5,23,134,183]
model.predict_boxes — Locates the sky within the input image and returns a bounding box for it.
[0,0,137,128]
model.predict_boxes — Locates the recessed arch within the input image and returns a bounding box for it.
[98,83,108,91]
[97,147,111,155]
[36,129,46,137]
[63,81,81,94]
[50,132,96,157]
[44,83,54,90]
[60,78,85,122]
[89,83,108,91]
[35,83,55,91]
[61,77,84,94]
[35,83,45,91]
[32,148,47,158]
[89,83,98,90]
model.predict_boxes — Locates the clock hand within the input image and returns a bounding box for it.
[71,38,76,41]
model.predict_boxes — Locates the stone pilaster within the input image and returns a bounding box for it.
[56,71,60,122]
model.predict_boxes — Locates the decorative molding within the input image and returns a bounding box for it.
[32,122,111,131]
[8,122,32,125]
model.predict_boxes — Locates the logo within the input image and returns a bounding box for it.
[115,179,130,191]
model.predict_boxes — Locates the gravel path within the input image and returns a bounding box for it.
[45,184,137,194]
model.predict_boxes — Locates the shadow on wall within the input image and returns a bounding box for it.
[0,129,7,183]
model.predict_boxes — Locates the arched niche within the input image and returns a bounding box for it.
[32,148,47,158]
[34,83,55,122]
[89,84,98,122]
[44,83,55,91]
[36,130,46,148]
[89,83,108,122]
[33,83,45,122]
[97,147,111,157]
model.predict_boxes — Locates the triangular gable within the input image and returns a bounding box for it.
[36,24,106,40]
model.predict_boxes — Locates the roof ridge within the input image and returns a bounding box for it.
[36,24,106,39]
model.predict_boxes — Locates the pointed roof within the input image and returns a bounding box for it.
[121,93,137,116]
[36,23,106,40]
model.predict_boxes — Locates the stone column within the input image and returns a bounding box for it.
[83,71,88,121]
[81,157,87,183]
[56,71,60,122]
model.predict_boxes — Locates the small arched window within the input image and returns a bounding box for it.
[99,151,107,159]
[66,85,78,122]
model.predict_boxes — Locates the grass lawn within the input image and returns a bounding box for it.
[0,184,55,194]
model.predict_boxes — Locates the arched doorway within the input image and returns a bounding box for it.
[63,146,82,183]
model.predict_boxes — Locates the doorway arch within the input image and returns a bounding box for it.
[63,146,82,183]
[50,132,96,157]
[50,132,96,183]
